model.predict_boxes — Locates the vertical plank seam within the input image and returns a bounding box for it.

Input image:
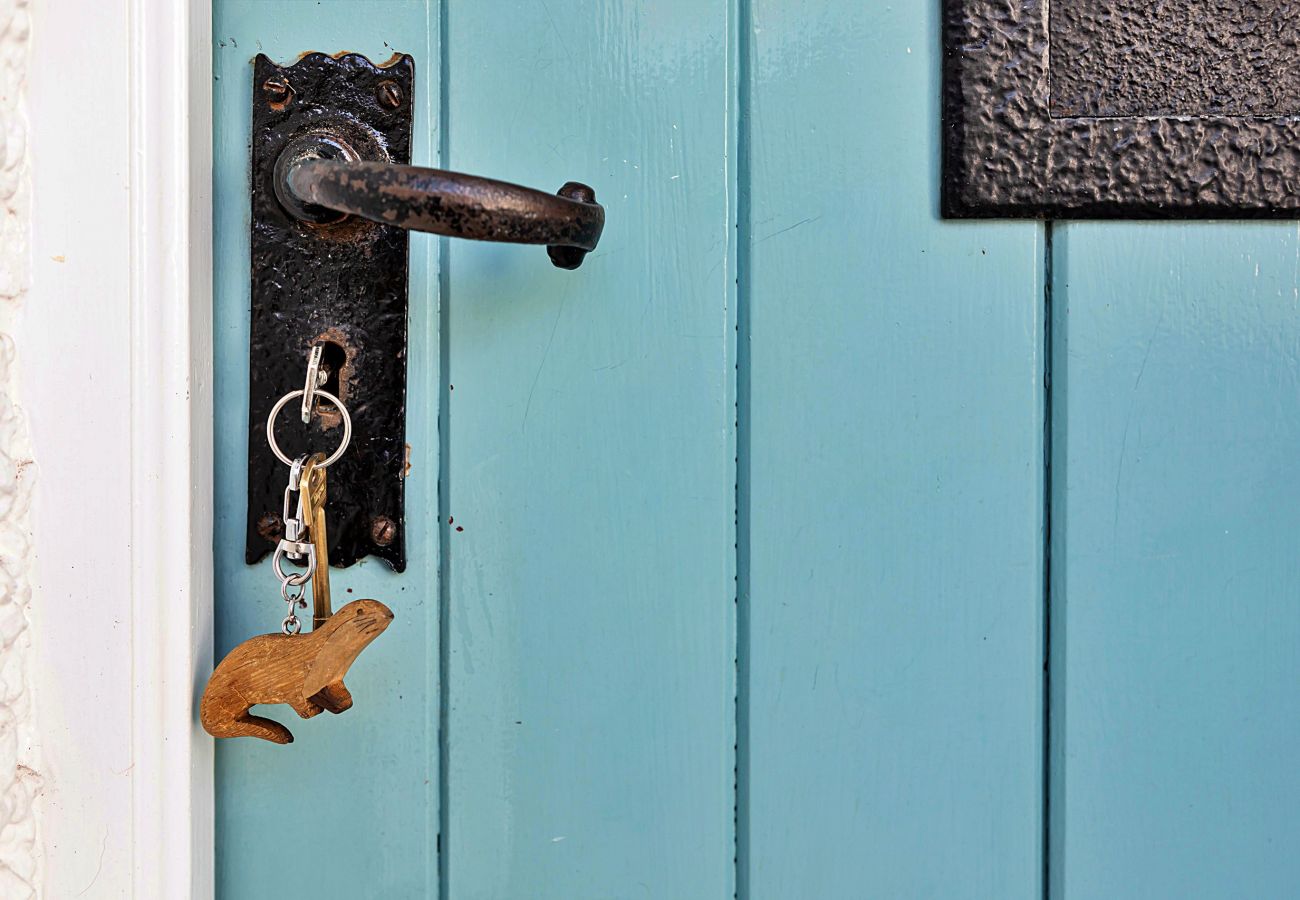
[1041,220,1054,900]
[733,0,752,895]
[436,0,452,895]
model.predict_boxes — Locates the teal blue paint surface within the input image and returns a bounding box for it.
[212,3,439,897]
[440,3,735,897]
[1050,223,1300,898]
[741,2,1046,897]
[211,3,1300,897]
[213,1,735,897]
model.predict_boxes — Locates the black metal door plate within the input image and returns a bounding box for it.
[943,0,1300,217]
[245,52,413,571]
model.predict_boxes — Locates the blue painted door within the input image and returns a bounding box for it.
[212,2,1300,898]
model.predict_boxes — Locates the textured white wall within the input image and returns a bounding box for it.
[0,0,41,897]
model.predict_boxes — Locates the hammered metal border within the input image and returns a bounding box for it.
[942,0,1300,218]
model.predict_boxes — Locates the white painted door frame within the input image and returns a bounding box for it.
[26,0,214,896]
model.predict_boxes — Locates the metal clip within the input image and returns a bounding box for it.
[300,344,326,424]
[273,539,317,585]
[281,455,309,560]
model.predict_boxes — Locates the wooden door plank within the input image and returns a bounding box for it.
[212,3,440,896]
[1050,222,1300,898]
[440,2,736,897]
[743,3,1046,896]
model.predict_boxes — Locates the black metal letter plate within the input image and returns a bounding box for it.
[943,0,1300,218]
[245,52,413,571]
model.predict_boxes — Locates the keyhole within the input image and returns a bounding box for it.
[309,339,350,429]
[317,340,347,400]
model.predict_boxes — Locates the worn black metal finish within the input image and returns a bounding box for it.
[281,145,605,269]
[943,0,1300,218]
[246,52,413,571]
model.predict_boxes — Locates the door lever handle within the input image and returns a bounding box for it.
[274,134,605,269]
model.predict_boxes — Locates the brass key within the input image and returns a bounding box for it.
[298,452,332,629]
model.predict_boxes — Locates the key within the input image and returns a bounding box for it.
[298,452,332,629]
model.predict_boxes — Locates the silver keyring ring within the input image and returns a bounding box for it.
[280,578,309,601]
[266,388,352,468]
[273,543,316,586]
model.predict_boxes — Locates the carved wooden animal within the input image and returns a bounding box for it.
[201,599,393,744]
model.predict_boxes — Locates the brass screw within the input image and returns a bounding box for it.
[371,516,399,547]
[262,76,292,105]
[376,80,403,109]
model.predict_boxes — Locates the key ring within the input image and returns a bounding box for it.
[273,540,317,586]
[266,388,352,468]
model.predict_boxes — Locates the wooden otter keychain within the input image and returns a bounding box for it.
[201,363,394,744]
